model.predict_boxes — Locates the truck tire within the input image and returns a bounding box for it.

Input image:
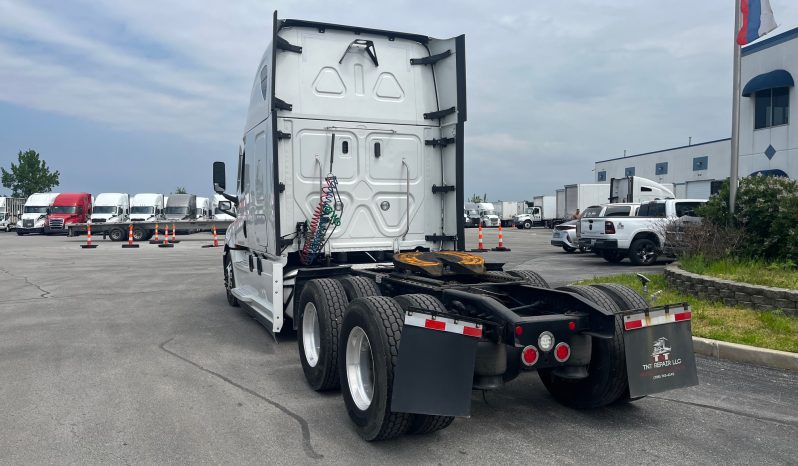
[601,250,624,263]
[132,227,147,241]
[392,294,455,435]
[339,296,414,441]
[17,230,24,236]
[538,285,628,409]
[562,245,576,253]
[628,238,658,266]
[109,228,125,241]
[339,276,381,301]
[523,220,532,229]
[590,284,649,403]
[298,279,348,391]
[223,252,239,307]
[507,270,550,288]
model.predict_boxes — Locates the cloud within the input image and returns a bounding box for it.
[1,0,798,200]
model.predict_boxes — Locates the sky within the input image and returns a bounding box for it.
[1,0,797,201]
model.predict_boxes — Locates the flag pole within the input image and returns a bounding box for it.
[729,0,742,215]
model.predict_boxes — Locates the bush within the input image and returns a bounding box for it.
[697,176,798,261]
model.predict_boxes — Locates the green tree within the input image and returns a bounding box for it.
[1,149,60,198]
[175,186,187,194]
[469,194,483,203]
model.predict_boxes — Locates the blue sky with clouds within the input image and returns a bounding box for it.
[1,0,797,200]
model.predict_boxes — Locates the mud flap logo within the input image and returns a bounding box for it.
[624,322,698,397]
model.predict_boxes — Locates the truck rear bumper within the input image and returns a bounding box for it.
[582,238,618,250]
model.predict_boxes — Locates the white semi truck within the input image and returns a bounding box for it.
[0,197,25,232]
[91,193,130,225]
[212,193,236,221]
[211,13,698,442]
[17,192,60,235]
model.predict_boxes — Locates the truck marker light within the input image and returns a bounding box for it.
[674,311,692,321]
[521,345,539,366]
[515,325,523,336]
[568,321,576,331]
[404,312,482,338]
[554,342,570,362]
[538,331,554,352]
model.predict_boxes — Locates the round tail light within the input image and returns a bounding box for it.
[554,342,571,362]
[521,345,539,366]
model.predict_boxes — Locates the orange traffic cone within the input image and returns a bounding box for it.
[202,224,221,248]
[492,224,510,251]
[81,223,98,248]
[122,224,139,248]
[149,223,160,244]
[471,223,489,252]
[169,223,180,243]
[159,224,174,248]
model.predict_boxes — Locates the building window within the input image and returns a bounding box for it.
[655,162,668,175]
[597,170,606,182]
[754,87,789,129]
[692,156,708,171]
[624,167,635,177]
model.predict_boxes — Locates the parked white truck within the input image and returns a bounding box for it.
[494,201,521,227]
[196,196,212,220]
[609,176,674,204]
[0,197,25,232]
[563,183,609,220]
[514,195,556,229]
[211,13,698,442]
[477,202,500,227]
[17,193,60,235]
[91,193,129,225]
[212,193,236,221]
[581,199,705,265]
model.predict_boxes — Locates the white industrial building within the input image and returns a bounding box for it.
[594,25,798,199]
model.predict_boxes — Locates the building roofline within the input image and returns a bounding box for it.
[742,25,798,57]
[595,138,730,164]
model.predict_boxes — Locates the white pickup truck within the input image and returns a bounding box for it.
[580,199,705,266]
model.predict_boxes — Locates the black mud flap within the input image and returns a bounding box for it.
[391,312,480,417]
[623,305,699,398]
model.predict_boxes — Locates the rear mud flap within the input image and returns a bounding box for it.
[623,305,699,398]
[391,312,480,417]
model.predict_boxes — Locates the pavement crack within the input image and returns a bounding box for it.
[159,338,323,460]
[0,266,51,298]
[649,395,798,428]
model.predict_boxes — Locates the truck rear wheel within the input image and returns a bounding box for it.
[338,276,381,301]
[109,228,125,241]
[539,285,628,409]
[628,238,658,266]
[340,296,413,441]
[589,284,650,404]
[507,270,549,288]
[298,279,348,391]
[393,294,455,435]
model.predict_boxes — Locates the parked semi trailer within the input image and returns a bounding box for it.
[211,13,698,442]
[0,197,25,232]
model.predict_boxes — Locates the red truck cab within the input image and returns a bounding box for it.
[46,193,92,234]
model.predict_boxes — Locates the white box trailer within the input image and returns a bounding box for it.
[0,197,25,231]
[209,12,698,442]
[564,183,608,219]
[533,195,556,221]
[494,201,521,226]
[555,189,566,220]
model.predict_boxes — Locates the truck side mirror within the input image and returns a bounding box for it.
[213,161,226,193]
[219,201,232,211]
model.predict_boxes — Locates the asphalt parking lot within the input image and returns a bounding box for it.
[1,229,796,464]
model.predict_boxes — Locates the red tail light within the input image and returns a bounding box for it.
[554,342,571,362]
[604,221,616,234]
[521,345,539,366]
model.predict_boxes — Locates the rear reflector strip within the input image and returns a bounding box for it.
[624,306,691,331]
[405,311,483,338]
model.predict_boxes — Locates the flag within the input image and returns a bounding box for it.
[737,0,778,45]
